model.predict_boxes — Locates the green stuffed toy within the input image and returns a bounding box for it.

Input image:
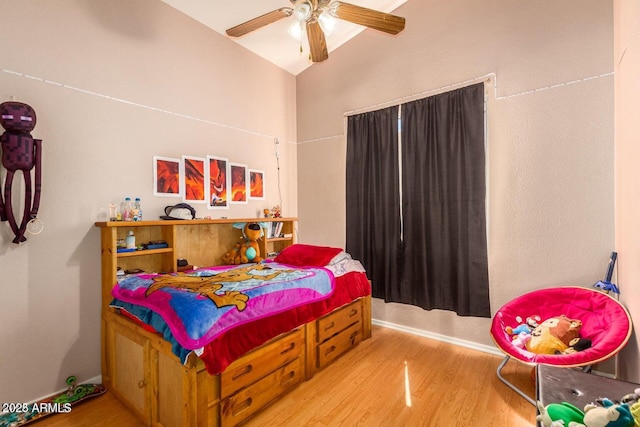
[537,401,585,427]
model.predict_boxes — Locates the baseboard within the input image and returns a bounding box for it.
[372,319,615,378]
[11,375,104,412]
[372,318,504,357]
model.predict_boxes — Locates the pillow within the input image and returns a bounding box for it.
[274,244,344,267]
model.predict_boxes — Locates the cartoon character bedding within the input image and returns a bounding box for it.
[110,244,371,375]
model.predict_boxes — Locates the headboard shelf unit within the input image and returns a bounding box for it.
[95,218,297,310]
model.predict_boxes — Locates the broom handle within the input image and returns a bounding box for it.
[605,251,617,282]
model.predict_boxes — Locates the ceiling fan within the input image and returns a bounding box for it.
[226,0,406,63]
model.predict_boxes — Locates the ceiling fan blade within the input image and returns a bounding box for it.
[330,1,405,35]
[306,19,328,63]
[226,8,293,37]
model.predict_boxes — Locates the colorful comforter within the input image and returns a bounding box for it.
[112,262,335,350]
[111,244,371,375]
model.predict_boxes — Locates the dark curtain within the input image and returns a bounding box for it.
[346,106,401,299]
[399,82,490,317]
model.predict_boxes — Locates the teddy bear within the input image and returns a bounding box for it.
[221,222,266,265]
[526,315,582,355]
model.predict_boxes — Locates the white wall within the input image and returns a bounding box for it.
[296,0,619,359]
[0,0,297,403]
[614,0,640,383]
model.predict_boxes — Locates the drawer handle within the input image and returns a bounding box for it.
[232,397,253,417]
[349,308,359,318]
[324,321,335,332]
[350,331,360,345]
[231,364,253,380]
[137,379,147,389]
[280,342,295,355]
[324,345,336,356]
[280,370,296,386]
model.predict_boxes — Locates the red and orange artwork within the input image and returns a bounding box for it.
[153,156,181,197]
[182,156,206,203]
[230,163,247,204]
[208,156,228,209]
[249,170,265,200]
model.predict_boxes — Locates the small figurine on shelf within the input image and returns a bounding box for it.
[271,205,282,218]
[263,208,271,218]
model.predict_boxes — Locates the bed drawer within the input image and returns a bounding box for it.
[317,321,362,369]
[317,299,362,343]
[221,328,304,398]
[221,357,303,426]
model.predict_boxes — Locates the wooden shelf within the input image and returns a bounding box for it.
[116,248,173,258]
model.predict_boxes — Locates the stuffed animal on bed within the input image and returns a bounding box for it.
[526,315,582,355]
[221,222,267,265]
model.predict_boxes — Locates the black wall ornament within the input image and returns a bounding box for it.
[0,101,43,244]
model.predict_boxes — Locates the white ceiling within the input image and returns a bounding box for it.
[161,0,407,75]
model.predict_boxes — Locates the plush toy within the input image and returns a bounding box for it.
[512,331,532,349]
[556,337,593,355]
[620,389,640,427]
[537,401,586,427]
[221,222,267,265]
[527,315,583,355]
[506,315,541,336]
[583,399,634,427]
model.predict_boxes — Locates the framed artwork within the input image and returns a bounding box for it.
[207,155,229,209]
[229,163,248,204]
[249,169,265,200]
[153,156,181,197]
[181,155,206,203]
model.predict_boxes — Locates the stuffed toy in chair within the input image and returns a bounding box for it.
[221,222,267,265]
[526,315,582,355]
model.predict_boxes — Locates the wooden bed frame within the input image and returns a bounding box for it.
[96,218,372,427]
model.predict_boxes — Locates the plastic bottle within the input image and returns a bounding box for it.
[122,197,133,222]
[133,197,142,221]
[125,230,136,249]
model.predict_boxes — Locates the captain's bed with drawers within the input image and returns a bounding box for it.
[97,221,372,427]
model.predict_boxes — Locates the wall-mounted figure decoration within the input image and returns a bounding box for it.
[0,101,42,244]
[153,156,181,197]
[249,169,265,200]
[181,156,206,204]
[229,163,248,204]
[207,156,229,209]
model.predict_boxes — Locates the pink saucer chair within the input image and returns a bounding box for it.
[490,286,633,406]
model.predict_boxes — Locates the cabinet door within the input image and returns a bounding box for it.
[108,324,151,422]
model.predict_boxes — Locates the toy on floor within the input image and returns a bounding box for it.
[583,398,634,427]
[0,375,106,426]
[537,400,586,427]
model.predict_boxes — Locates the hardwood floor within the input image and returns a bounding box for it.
[35,325,536,426]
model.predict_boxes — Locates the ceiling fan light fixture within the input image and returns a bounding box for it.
[318,10,336,36]
[293,0,313,21]
[287,20,304,41]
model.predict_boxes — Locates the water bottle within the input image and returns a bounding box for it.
[125,230,136,249]
[133,197,142,221]
[122,197,133,222]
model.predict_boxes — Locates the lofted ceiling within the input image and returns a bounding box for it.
[161,0,407,75]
